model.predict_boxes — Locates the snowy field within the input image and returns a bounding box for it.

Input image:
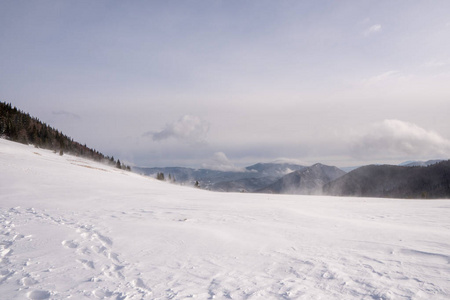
[1,138,450,300]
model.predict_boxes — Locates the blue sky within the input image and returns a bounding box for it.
[1,1,450,169]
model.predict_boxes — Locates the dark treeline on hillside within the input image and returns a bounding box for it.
[323,161,450,199]
[0,101,130,170]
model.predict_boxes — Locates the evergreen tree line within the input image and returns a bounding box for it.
[156,172,176,182]
[0,101,130,170]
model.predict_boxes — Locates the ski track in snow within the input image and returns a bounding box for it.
[1,139,450,299]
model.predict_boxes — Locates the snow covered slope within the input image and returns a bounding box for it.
[1,138,450,299]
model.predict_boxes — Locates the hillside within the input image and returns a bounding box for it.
[323,161,450,198]
[1,138,450,299]
[0,101,129,170]
[259,163,346,195]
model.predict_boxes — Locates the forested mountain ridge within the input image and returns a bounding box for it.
[0,101,130,170]
[323,161,450,199]
[259,163,346,195]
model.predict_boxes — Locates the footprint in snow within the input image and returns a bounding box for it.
[20,275,39,286]
[93,232,113,246]
[1,248,13,257]
[322,271,335,279]
[61,240,79,249]
[132,278,151,292]
[77,259,95,269]
[76,246,91,255]
[0,269,15,283]
[107,251,121,263]
[27,290,51,300]
[13,234,25,241]
[93,288,116,299]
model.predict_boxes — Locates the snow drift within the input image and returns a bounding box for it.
[1,138,449,299]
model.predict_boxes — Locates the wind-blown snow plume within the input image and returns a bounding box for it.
[146,115,209,144]
[202,152,245,172]
[351,119,450,158]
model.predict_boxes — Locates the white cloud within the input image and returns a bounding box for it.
[145,115,209,144]
[350,120,450,159]
[364,24,382,36]
[202,152,245,172]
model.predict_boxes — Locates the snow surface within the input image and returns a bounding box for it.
[1,138,450,300]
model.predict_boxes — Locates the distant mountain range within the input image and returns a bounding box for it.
[135,162,348,195]
[134,163,307,192]
[136,159,450,199]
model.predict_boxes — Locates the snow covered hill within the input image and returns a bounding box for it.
[1,138,450,299]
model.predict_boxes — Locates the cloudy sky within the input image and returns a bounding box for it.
[2,1,450,169]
